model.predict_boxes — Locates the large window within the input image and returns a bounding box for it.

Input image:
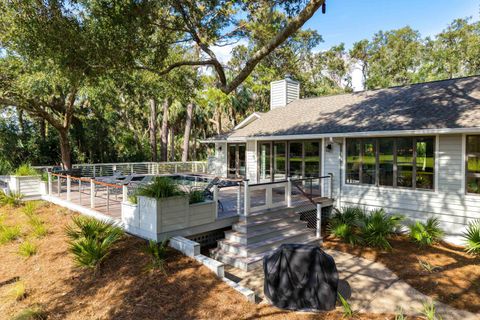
[258,140,321,181]
[466,135,480,194]
[346,137,435,190]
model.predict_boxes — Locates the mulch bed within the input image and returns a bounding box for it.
[0,202,405,320]
[322,228,480,314]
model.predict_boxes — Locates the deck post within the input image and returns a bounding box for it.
[122,185,128,203]
[79,180,82,205]
[47,172,52,195]
[93,165,96,178]
[174,163,178,173]
[66,175,71,201]
[57,176,61,196]
[213,184,219,219]
[243,180,250,216]
[236,183,241,215]
[106,186,110,213]
[328,173,333,199]
[90,179,95,209]
[287,177,292,207]
[316,203,322,239]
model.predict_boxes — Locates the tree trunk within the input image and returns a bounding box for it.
[215,106,222,134]
[169,127,175,162]
[17,108,25,136]
[160,98,170,162]
[39,119,46,142]
[149,98,158,161]
[59,129,72,170]
[182,102,195,162]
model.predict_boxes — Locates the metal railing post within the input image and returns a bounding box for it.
[107,186,110,213]
[213,184,219,219]
[131,164,134,174]
[122,185,128,203]
[66,175,71,201]
[328,173,333,199]
[316,203,322,239]
[90,179,95,209]
[243,179,250,216]
[287,177,292,207]
[48,172,52,195]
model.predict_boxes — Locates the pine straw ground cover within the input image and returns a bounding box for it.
[0,202,400,320]
[322,226,480,314]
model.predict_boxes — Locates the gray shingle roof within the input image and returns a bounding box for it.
[220,76,480,140]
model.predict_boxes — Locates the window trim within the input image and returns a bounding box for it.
[465,134,480,195]
[345,136,436,191]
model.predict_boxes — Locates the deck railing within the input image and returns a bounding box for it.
[49,172,125,214]
[241,174,333,238]
[35,161,207,177]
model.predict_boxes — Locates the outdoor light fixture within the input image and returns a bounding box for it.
[326,143,333,152]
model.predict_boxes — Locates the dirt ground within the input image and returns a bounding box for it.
[0,202,403,320]
[322,228,480,314]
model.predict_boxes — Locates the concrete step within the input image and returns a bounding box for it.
[213,235,321,271]
[225,222,308,245]
[218,229,317,257]
[232,213,300,233]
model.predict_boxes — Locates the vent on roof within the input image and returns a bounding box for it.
[270,75,300,110]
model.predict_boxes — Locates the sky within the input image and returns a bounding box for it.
[212,0,479,91]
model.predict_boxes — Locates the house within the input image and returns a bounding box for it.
[206,75,480,246]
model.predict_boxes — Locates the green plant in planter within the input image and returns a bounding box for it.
[409,217,444,246]
[128,194,138,204]
[463,219,480,255]
[0,158,12,175]
[136,177,183,199]
[357,208,403,250]
[13,164,39,176]
[188,190,205,204]
[327,206,363,245]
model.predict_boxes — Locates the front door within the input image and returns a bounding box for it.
[227,144,246,178]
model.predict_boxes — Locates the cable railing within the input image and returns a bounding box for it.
[49,173,125,216]
[34,161,207,178]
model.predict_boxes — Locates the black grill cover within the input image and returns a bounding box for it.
[263,244,338,311]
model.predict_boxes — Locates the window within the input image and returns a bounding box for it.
[273,142,286,181]
[345,137,435,189]
[289,142,303,178]
[304,141,320,177]
[466,135,480,194]
[259,142,271,181]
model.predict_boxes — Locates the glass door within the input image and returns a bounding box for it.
[227,144,246,179]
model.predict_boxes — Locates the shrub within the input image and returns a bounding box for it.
[327,206,363,245]
[11,305,47,320]
[23,201,37,218]
[136,177,183,199]
[357,208,403,250]
[409,217,444,246]
[463,219,480,255]
[0,224,21,244]
[0,190,23,207]
[9,281,27,301]
[18,241,38,257]
[66,216,124,271]
[13,164,39,176]
[395,307,406,320]
[23,202,48,238]
[144,239,169,273]
[188,190,205,204]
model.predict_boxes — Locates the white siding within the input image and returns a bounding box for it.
[214,142,227,177]
[270,79,300,110]
[338,134,479,244]
[246,141,257,183]
[323,138,342,202]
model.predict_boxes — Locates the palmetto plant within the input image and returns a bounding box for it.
[463,219,480,255]
[65,216,124,271]
[409,217,444,246]
[144,239,169,273]
[357,208,403,250]
[0,190,23,207]
[327,206,363,245]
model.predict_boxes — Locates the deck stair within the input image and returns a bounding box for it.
[211,206,319,271]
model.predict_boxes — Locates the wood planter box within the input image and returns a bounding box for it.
[8,176,42,198]
[121,195,216,240]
